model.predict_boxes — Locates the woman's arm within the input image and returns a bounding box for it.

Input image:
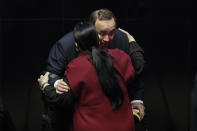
[38,72,74,110]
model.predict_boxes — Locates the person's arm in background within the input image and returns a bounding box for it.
[118,28,145,120]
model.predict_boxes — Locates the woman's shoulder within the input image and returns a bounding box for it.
[108,48,132,69]
[66,54,91,71]
[108,48,130,59]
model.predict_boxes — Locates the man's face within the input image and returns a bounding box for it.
[95,18,116,46]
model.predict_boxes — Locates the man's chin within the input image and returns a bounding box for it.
[100,43,110,48]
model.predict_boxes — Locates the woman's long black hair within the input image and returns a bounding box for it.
[73,22,124,110]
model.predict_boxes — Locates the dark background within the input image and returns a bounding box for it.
[0,0,195,131]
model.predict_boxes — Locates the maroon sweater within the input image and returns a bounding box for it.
[65,48,135,131]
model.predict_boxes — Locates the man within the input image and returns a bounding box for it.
[42,8,145,128]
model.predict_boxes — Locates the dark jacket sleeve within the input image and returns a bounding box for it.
[111,30,145,101]
[129,41,145,75]
[44,32,78,85]
[46,42,67,85]
[46,41,67,77]
[43,77,74,110]
[128,41,145,101]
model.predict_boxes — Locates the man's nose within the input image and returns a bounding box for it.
[103,35,110,42]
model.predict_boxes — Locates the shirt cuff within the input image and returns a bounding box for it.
[130,100,143,104]
[54,79,61,88]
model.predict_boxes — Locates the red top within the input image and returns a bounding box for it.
[65,48,135,131]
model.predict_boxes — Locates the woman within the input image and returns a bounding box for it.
[38,22,136,131]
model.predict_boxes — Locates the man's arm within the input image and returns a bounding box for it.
[44,42,71,93]
[46,41,67,85]
[43,32,78,92]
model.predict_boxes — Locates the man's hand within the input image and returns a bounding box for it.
[37,72,50,90]
[118,28,136,42]
[56,79,70,94]
[132,102,145,120]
